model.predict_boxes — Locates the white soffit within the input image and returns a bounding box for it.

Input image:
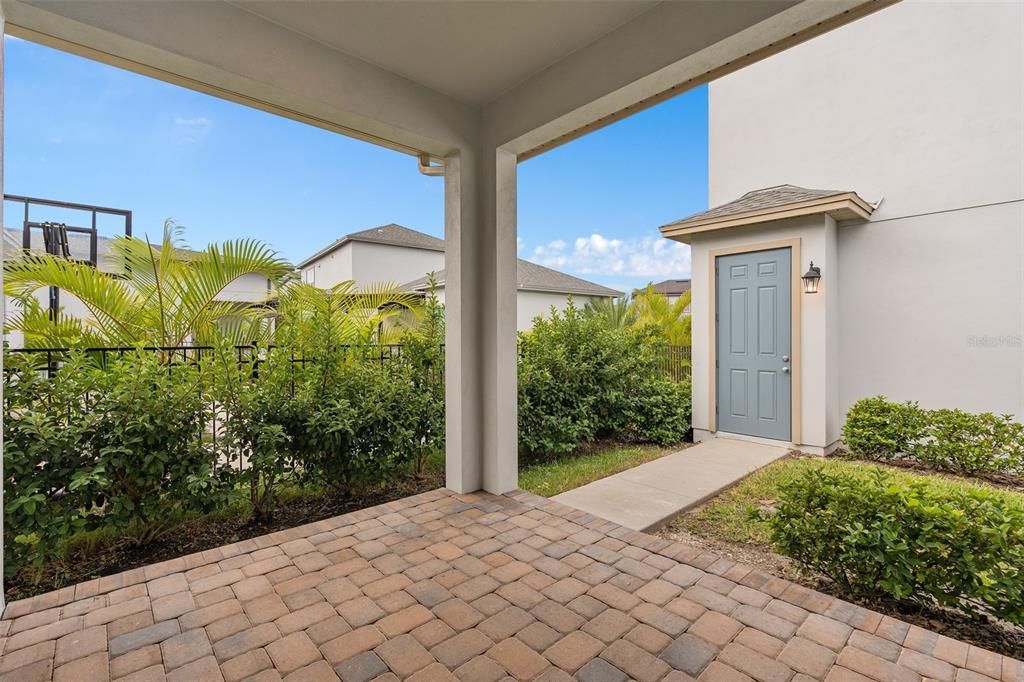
[230,0,659,105]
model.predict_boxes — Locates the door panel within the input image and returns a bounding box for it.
[716,247,791,440]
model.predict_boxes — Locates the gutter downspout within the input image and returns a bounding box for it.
[418,153,445,176]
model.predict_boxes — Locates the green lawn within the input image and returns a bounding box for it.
[665,456,1024,548]
[518,443,683,497]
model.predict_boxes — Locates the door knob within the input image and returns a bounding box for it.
[781,367,790,374]
[782,355,790,362]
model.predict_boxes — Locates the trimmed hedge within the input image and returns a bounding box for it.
[768,464,1024,624]
[843,396,1024,476]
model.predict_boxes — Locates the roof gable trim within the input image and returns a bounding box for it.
[659,192,874,242]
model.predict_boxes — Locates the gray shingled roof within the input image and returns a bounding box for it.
[662,184,853,229]
[298,224,444,267]
[634,279,691,296]
[403,258,623,298]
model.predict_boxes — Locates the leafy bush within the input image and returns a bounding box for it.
[517,303,691,459]
[3,351,224,575]
[843,396,1023,475]
[768,464,1024,624]
[915,409,1024,476]
[843,396,927,459]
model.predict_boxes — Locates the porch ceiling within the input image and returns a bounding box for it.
[229,0,659,105]
[4,0,891,158]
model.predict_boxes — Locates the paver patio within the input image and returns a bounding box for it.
[0,488,1019,682]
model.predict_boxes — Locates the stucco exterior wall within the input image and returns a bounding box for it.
[429,288,602,332]
[219,273,272,303]
[708,0,1024,424]
[301,242,353,288]
[349,242,444,289]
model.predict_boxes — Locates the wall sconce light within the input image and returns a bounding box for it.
[802,261,821,294]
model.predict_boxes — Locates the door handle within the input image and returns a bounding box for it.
[782,355,790,362]
[781,367,790,374]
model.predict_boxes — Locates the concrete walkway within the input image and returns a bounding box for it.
[553,437,790,530]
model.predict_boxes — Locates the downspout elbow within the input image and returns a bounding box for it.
[418,154,445,176]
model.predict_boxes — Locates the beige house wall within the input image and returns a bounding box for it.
[707,0,1024,427]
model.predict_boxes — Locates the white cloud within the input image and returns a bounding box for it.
[528,232,691,279]
[174,116,211,127]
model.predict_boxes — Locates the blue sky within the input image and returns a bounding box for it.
[4,36,706,292]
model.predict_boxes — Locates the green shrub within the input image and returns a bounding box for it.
[915,409,1024,476]
[768,464,1024,624]
[517,303,691,459]
[3,351,224,575]
[843,396,1023,476]
[842,396,927,459]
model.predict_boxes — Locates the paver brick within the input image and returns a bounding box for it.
[486,636,548,680]
[212,622,281,662]
[165,655,223,682]
[717,642,794,682]
[320,626,386,665]
[431,629,494,668]
[799,613,853,651]
[376,633,436,677]
[109,620,181,657]
[152,591,195,622]
[542,631,603,672]
[699,661,755,682]
[338,597,386,628]
[147,574,188,599]
[688,611,742,647]
[600,639,671,682]
[206,613,252,642]
[376,604,434,637]
[433,599,484,631]
[732,605,798,640]
[575,658,628,682]
[477,606,535,641]
[836,645,921,682]
[778,636,837,678]
[54,625,107,666]
[222,648,273,681]
[52,651,109,682]
[109,644,161,679]
[897,648,955,681]
[266,632,322,674]
[659,633,718,675]
[848,629,902,662]
[454,654,506,682]
[161,628,213,670]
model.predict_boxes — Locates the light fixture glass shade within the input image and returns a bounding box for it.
[802,262,821,294]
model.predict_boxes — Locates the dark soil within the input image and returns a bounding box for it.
[4,467,444,603]
[658,524,1024,659]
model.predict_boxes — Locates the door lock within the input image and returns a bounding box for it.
[782,355,790,362]
[781,366,790,374]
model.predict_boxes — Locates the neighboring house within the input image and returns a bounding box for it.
[403,259,622,332]
[634,279,691,312]
[297,224,445,289]
[300,224,622,330]
[660,1,1023,454]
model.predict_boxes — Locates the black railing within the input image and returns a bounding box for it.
[5,343,690,382]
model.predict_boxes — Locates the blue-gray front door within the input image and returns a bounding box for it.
[716,247,792,440]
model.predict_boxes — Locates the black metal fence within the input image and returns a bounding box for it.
[657,344,692,382]
[5,343,691,382]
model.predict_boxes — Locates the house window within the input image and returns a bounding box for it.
[303,268,315,284]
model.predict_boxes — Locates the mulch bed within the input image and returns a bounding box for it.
[4,468,444,603]
[659,521,1024,659]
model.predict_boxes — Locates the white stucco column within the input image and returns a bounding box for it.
[444,145,519,494]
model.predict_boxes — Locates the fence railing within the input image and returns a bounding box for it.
[5,343,692,382]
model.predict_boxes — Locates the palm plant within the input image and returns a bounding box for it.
[583,296,634,329]
[4,222,293,348]
[274,280,424,350]
[629,283,692,345]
